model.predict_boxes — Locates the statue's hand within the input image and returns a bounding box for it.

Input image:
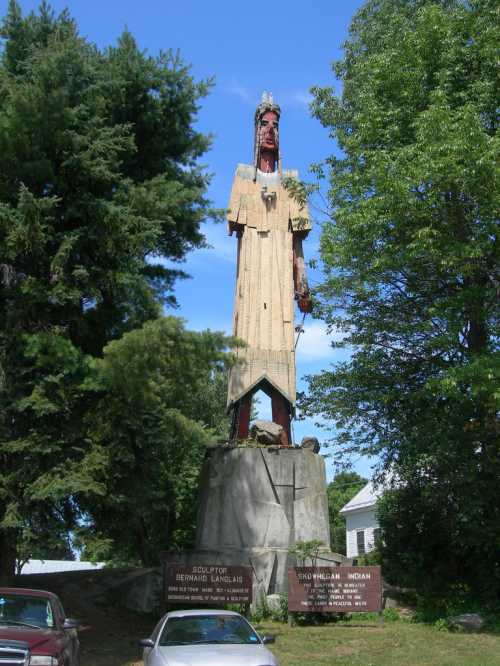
[298,294,313,314]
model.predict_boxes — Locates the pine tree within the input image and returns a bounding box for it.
[0,2,218,581]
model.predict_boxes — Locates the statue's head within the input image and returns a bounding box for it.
[254,91,281,173]
[259,110,279,151]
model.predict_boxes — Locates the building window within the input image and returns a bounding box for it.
[356,530,365,555]
[373,528,382,544]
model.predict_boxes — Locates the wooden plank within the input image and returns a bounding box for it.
[226,168,307,407]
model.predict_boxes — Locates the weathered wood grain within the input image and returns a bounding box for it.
[227,166,311,407]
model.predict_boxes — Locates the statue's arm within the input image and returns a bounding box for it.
[227,170,252,235]
[293,233,312,313]
[227,178,241,235]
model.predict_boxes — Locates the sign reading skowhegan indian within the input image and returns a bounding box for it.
[165,565,252,605]
[288,566,382,613]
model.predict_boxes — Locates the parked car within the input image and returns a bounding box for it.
[140,608,279,666]
[0,587,80,666]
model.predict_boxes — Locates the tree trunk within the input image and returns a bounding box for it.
[0,529,16,585]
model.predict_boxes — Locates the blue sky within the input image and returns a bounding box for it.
[2,0,375,480]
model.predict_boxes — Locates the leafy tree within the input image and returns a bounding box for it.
[0,1,217,582]
[303,0,499,606]
[327,472,366,555]
[77,317,234,566]
[16,507,75,574]
[288,539,325,567]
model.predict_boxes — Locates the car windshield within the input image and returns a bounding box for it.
[159,614,261,646]
[0,594,54,629]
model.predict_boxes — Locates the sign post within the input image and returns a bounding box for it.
[165,564,253,607]
[288,566,382,614]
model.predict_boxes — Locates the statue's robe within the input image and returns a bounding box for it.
[227,164,311,411]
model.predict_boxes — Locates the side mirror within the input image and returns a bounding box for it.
[261,635,275,644]
[63,618,80,630]
[139,638,155,649]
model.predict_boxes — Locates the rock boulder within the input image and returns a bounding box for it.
[250,420,283,446]
[300,436,320,453]
[448,613,485,632]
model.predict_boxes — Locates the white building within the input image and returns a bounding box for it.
[18,559,105,575]
[340,482,383,559]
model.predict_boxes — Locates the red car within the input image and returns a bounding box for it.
[0,587,80,666]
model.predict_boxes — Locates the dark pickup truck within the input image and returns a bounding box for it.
[0,587,80,666]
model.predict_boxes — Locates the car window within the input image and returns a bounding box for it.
[0,594,54,628]
[54,598,65,625]
[150,616,165,643]
[159,615,261,646]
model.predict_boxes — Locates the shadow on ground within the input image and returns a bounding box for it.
[14,571,156,666]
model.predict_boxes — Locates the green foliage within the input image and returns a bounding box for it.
[273,594,289,623]
[483,613,500,634]
[377,481,500,611]
[382,607,401,623]
[76,317,235,565]
[251,597,269,623]
[288,539,325,566]
[327,472,366,554]
[303,0,499,609]
[0,1,220,578]
[357,548,381,566]
[433,617,453,632]
[339,608,399,623]
[291,610,339,626]
[15,508,75,573]
[252,593,288,623]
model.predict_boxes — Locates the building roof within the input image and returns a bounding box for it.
[339,481,383,515]
[19,560,105,575]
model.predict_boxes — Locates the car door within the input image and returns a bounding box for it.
[54,597,79,665]
[143,615,167,664]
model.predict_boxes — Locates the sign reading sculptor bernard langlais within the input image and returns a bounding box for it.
[288,566,382,613]
[165,565,252,605]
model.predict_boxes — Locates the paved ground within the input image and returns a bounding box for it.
[15,570,152,666]
[79,605,150,666]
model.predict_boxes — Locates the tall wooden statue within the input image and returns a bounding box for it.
[227,93,311,446]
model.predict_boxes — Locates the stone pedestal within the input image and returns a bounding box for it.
[190,446,339,600]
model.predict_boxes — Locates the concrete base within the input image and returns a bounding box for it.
[189,446,342,599]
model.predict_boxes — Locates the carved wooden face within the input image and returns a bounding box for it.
[259,111,279,151]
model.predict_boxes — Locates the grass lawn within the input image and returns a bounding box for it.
[79,611,500,666]
[255,618,500,666]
